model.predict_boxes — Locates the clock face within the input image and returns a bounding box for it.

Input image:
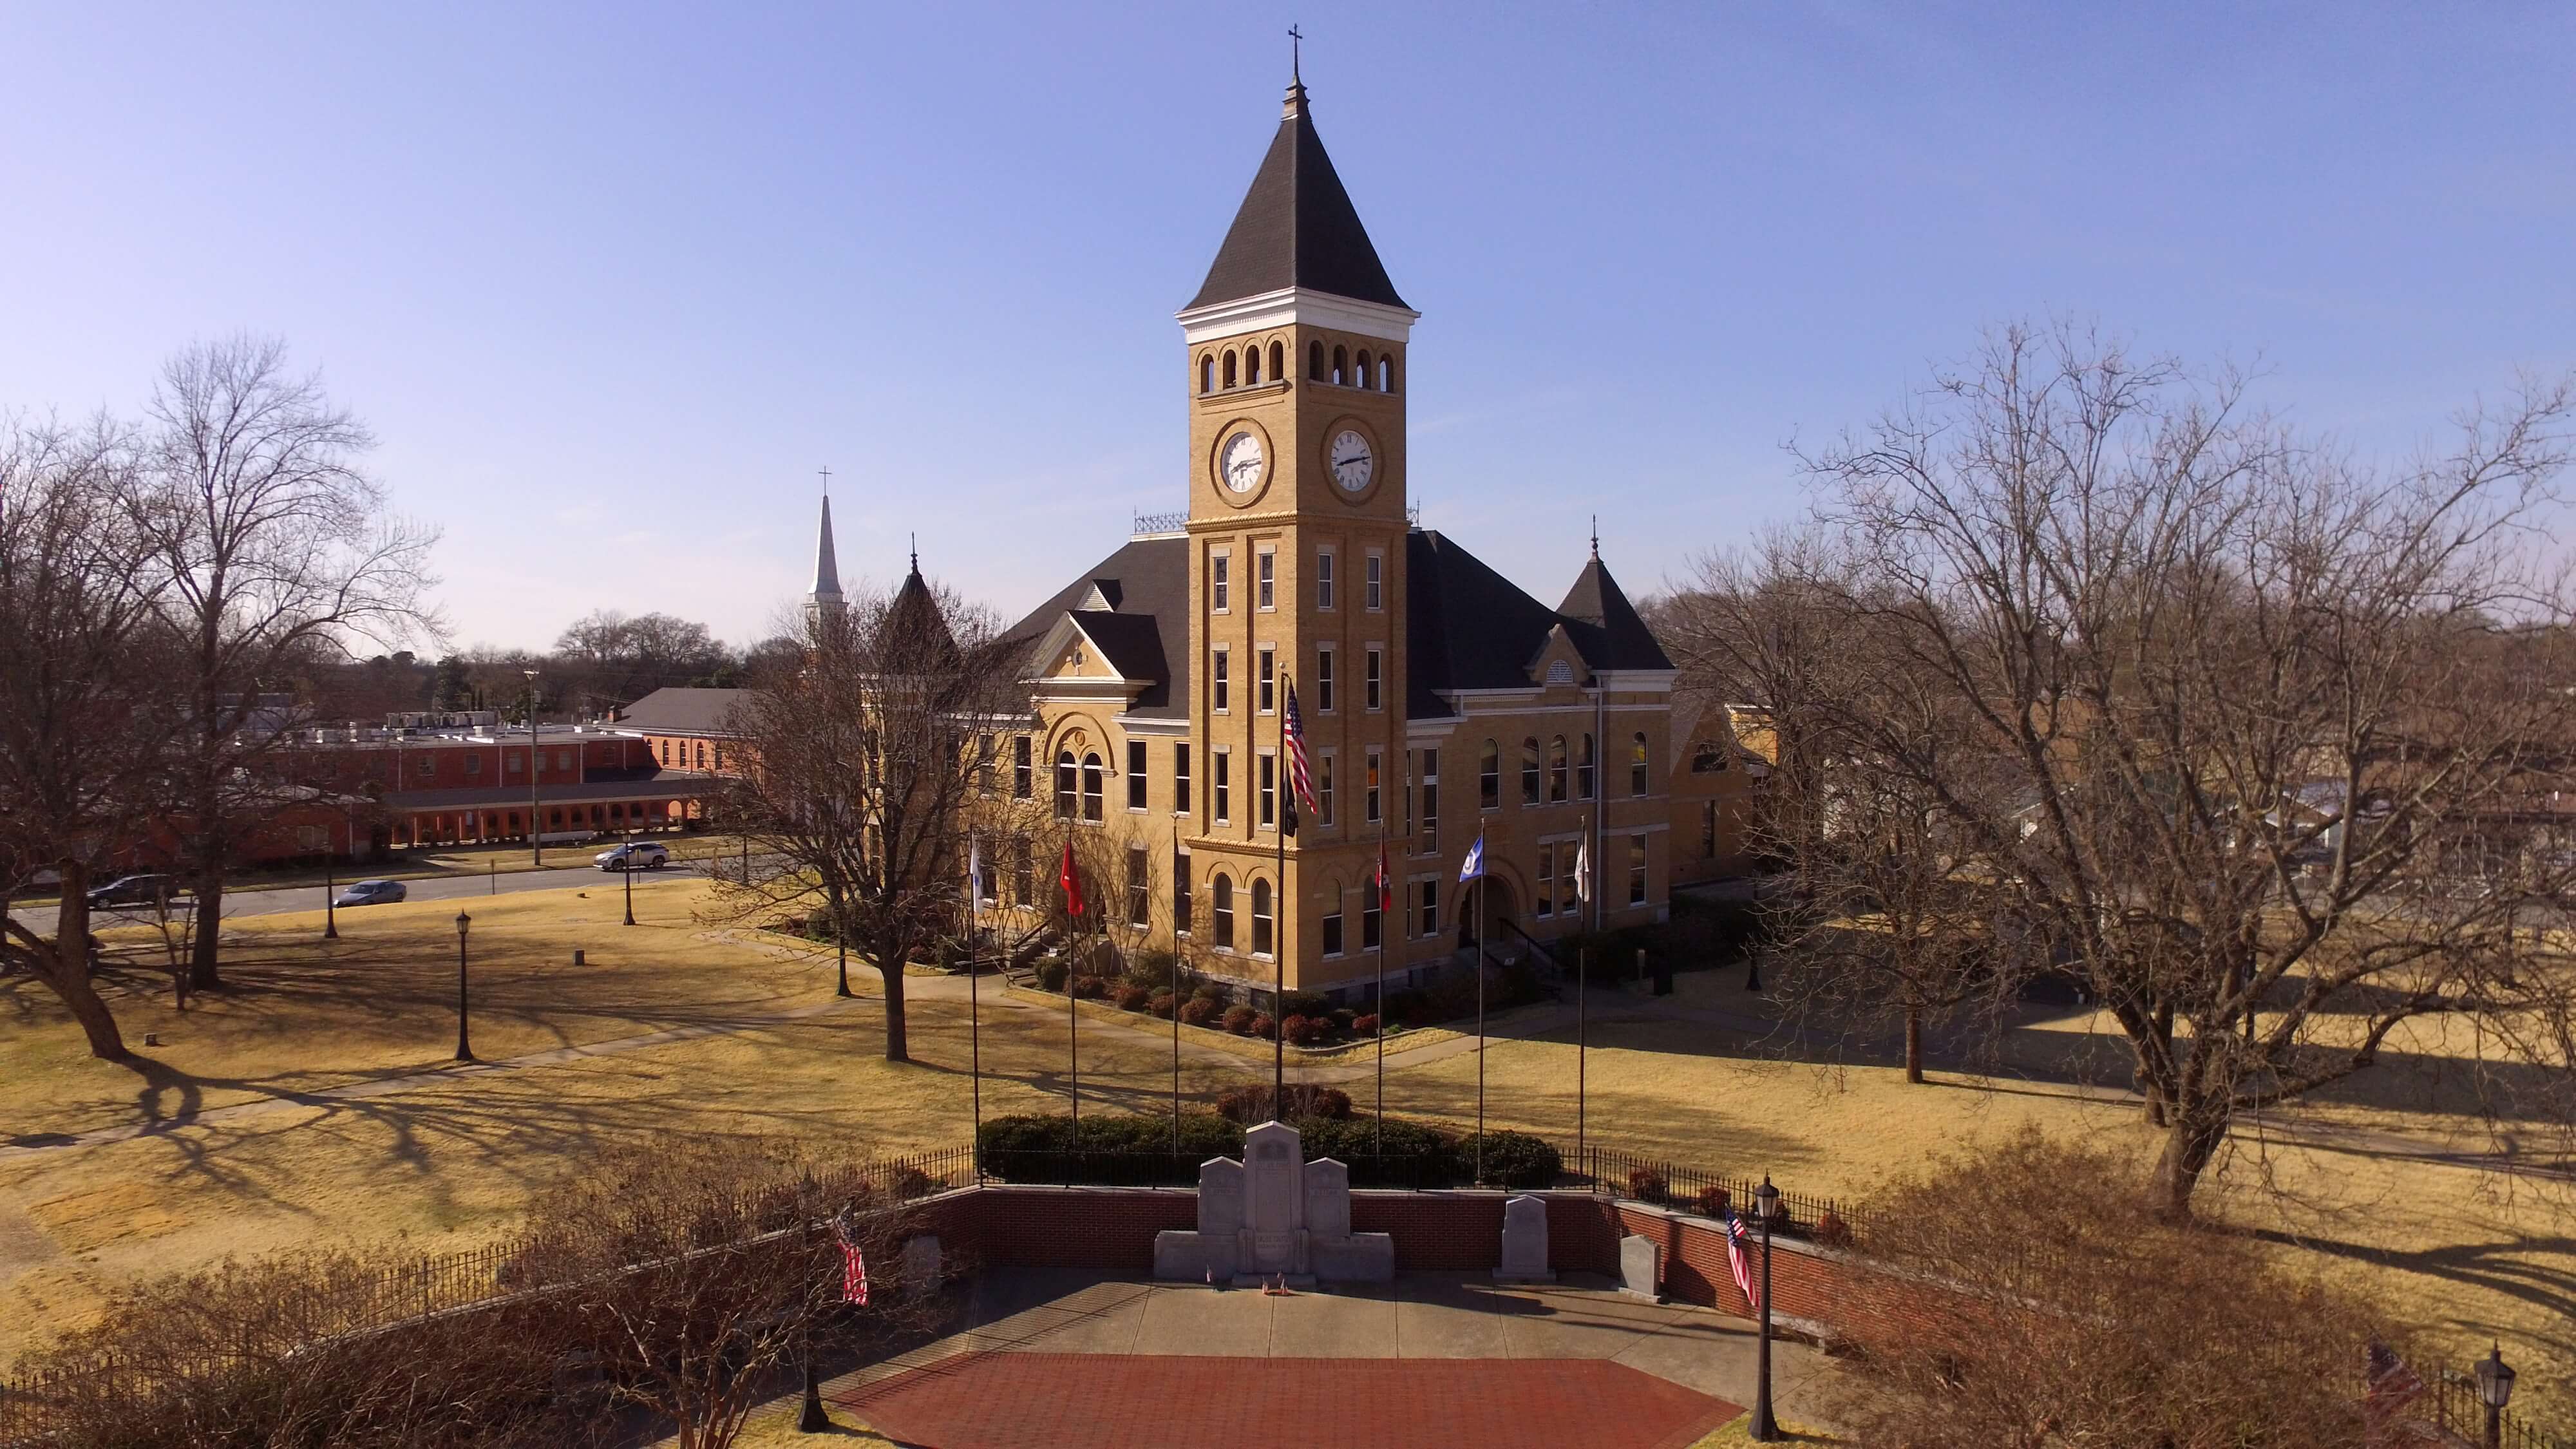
[1329,430,1374,493]
[1219,430,1265,493]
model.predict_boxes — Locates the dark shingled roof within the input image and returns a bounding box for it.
[1185,83,1407,312]
[1556,556,1674,672]
[885,564,961,668]
[612,687,748,736]
[1004,536,1192,717]
[1406,531,1564,705]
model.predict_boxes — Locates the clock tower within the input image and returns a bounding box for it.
[1177,69,1417,992]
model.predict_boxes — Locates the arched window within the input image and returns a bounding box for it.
[1269,341,1284,380]
[1251,878,1274,956]
[1213,873,1235,949]
[1356,350,1373,389]
[1332,345,1348,385]
[1244,346,1260,385]
[1222,350,1238,389]
[1578,733,1596,799]
[1631,732,1651,796]
[1200,354,1214,394]
[1056,750,1077,818]
[1308,341,1325,380]
[1520,737,1542,805]
[1549,735,1569,802]
[1082,752,1104,821]
[1479,738,1501,810]
[1380,355,1396,392]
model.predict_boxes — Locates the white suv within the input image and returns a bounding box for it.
[594,841,671,872]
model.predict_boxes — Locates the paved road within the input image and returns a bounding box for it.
[7,858,727,938]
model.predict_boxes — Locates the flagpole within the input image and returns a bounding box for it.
[1064,832,1079,1179]
[1577,945,1587,1182]
[967,836,982,1178]
[1273,676,1287,1117]
[1375,822,1387,1161]
[1474,830,1487,1186]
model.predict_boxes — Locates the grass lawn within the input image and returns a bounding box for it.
[5,883,2569,1428]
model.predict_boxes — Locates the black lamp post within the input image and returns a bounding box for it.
[1750,1175,1781,1441]
[453,911,475,1063]
[796,1340,831,1431]
[2474,1342,2516,1449]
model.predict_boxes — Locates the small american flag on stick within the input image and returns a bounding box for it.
[1721,1208,1758,1313]
[833,1207,869,1307]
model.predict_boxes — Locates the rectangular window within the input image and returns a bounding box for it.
[1213,647,1230,713]
[1703,801,1718,858]
[418,754,435,776]
[1211,552,1230,613]
[1419,748,1440,855]
[1316,647,1334,712]
[1537,842,1557,917]
[561,748,575,771]
[1175,742,1193,815]
[1362,882,1382,949]
[1632,732,1650,797]
[507,751,522,773]
[1014,735,1032,798]
[1561,839,1582,917]
[1256,547,1276,610]
[1174,847,1193,934]
[1126,740,1148,811]
[1365,748,1382,824]
[1318,751,1336,828]
[1629,833,1649,905]
[1418,878,1440,938]
[1258,750,1276,829]
[1258,645,1275,714]
[1127,844,1150,926]
[1215,880,1235,949]
[1365,647,1383,711]
[1365,551,1383,611]
[1577,733,1594,801]
[1479,741,1498,809]
[978,732,995,793]
[1323,893,1344,957]
[1012,837,1033,904]
[1213,750,1231,824]
[464,753,482,775]
[1316,548,1336,610]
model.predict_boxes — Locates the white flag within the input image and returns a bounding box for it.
[1574,835,1591,903]
[967,835,981,900]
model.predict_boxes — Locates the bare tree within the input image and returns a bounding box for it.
[708,578,1034,1062]
[1842,1129,2410,1448]
[0,417,180,1059]
[129,335,439,990]
[1684,322,2576,1215]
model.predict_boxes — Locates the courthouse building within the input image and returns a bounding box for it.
[977,74,1756,1003]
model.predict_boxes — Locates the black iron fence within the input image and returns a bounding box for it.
[2423,1369,2567,1449]
[1562,1142,1872,1244]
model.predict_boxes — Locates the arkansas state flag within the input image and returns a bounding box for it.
[1059,839,1084,918]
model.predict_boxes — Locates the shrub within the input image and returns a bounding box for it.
[1124,948,1177,989]
[1070,975,1110,1001]
[1280,990,1330,1018]
[1248,1012,1276,1040]
[1329,1007,1356,1030]
[1468,1131,1561,1188]
[1280,1013,1330,1046]
[1627,1168,1669,1203]
[1293,1116,1462,1187]
[1352,1012,1381,1037]
[1148,989,1177,1019]
[1034,959,1069,992]
[1383,989,1428,1025]
[1815,1209,1853,1248]
[1695,1184,1731,1218]
[1190,983,1227,1005]
[1217,1084,1352,1124]
[1221,1005,1258,1035]
[975,1112,1244,1184]
[1179,997,1221,1028]
[1112,983,1151,1011]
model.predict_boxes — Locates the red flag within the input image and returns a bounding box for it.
[1060,839,1084,918]
[1376,839,1392,914]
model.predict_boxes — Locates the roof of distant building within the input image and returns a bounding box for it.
[611,687,748,737]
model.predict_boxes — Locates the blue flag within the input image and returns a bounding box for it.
[1458,833,1485,884]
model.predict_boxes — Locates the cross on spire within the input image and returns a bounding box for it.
[1289,23,1302,81]
[910,531,919,575]
[818,464,832,497]
[1590,515,1600,560]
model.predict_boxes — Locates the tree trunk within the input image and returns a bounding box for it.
[879,952,910,1063]
[185,862,224,990]
[1904,1004,1925,1084]
[45,887,131,1061]
[2148,1097,2231,1220]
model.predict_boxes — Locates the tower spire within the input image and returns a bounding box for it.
[807,472,844,621]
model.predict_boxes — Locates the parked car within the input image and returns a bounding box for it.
[594,841,671,873]
[334,879,408,907]
[86,874,180,909]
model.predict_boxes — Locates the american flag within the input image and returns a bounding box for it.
[833,1209,870,1306]
[2363,1342,2425,1434]
[1282,684,1316,815]
[1721,1209,1758,1312]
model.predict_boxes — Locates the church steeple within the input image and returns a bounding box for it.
[807,487,844,622]
[1185,73,1406,311]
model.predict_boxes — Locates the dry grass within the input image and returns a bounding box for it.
[5,884,2570,1426]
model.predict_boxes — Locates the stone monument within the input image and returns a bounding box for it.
[1493,1194,1556,1283]
[1617,1234,1662,1301]
[1153,1121,1394,1285]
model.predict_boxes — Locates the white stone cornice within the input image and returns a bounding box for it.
[1177,287,1421,346]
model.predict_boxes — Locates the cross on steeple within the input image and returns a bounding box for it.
[1288,24,1302,81]
[910,531,919,575]
[1589,515,1600,560]
[818,464,831,495]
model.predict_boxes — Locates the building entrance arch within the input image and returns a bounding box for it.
[1458,872,1522,949]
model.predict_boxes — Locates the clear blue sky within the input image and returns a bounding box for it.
[5,3,2568,652]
